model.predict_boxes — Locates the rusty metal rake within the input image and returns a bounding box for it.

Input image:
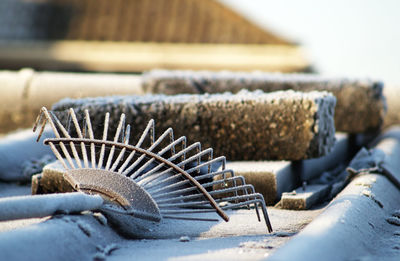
[1,107,272,233]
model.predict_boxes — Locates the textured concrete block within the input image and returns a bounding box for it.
[277,184,331,210]
[52,90,336,161]
[224,134,350,204]
[143,70,386,133]
[31,161,74,195]
[224,161,300,205]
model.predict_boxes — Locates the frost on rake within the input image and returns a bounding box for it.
[33,107,272,232]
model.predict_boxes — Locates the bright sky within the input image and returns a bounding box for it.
[219,0,400,85]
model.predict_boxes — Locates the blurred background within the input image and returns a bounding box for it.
[221,0,400,85]
[0,0,399,133]
[0,0,399,84]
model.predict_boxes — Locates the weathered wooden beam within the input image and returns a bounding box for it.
[143,70,386,133]
[52,90,336,161]
[0,41,309,72]
[0,69,142,133]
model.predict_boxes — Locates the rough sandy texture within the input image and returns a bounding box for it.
[143,70,386,133]
[52,90,336,161]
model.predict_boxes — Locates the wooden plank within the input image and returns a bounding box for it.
[0,41,309,72]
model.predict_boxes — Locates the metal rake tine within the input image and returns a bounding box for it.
[118,120,154,174]
[158,136,186,157]
[143,161,231,195]
[152,176,250,203]
[158,200,212,209]
[118,149,137,175]
[184,156,225,175]
[162,216,219,222]
[194,169,236,182]
[133,135,185,182]
[128,128,174,179]
[84,109,97,169]
[145,172,193,194]
[48,141,68,169]
[134,162,169,185]
[37,108,76,169]
[160,209,223,215]
[176,148,214,171]
[150,184,201,200]
[110,124,131,172]
[153,181,260,205]
[136,163,181,189]
[255,194,272,231]
[168,141,201,161]
[210,182,255,210]
[155,192,206,204]
[168,128,175,155]
[201,175,245,189]
[97,112,110,169]
[35,107,61,139]
[105,113,125,171]
[136,119,155,149]
[33,108,47,142]
[50,111,83,168]
[217,193,271,232]
[69,109,89,168]
[123,130,181,179]
[124,124,131,143]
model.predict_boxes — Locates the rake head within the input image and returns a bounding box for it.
[34,107,273,233]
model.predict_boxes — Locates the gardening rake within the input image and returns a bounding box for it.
[0,107,273,233]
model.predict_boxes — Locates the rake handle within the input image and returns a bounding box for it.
[0,192,103,221]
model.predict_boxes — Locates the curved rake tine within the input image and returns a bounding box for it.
[68,109,89,168]
[97,112,110,169]
[128,128,174,179]
[110,124,131,172]
[84,110,97,169]
[50,111,82,168]
[118,120,155,175]
[105,113,125,171]
[36,108,76,169]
